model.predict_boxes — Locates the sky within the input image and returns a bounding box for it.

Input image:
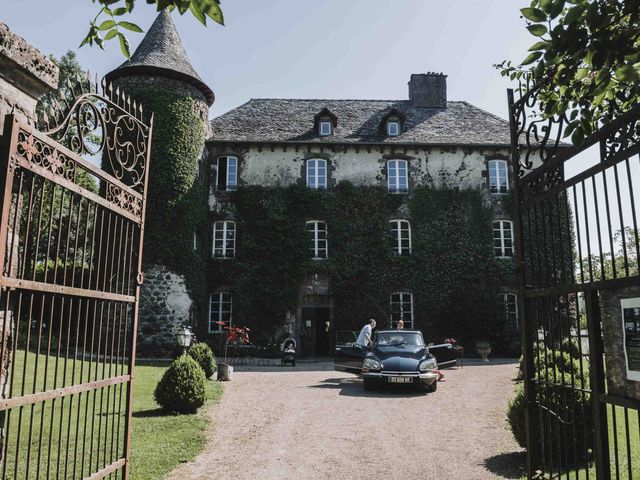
[3,0,634,258]
[1,0,534,120]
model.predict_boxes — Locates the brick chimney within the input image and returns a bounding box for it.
[408,73,447,108]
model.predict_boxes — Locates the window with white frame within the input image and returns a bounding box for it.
[390,292,413,329]
[387,120,400,136]
[306,159,327,189]
[488,159,509,193]
[306,220,328,259]
[387,159,409,193]
[212,221,236,258]
[216,156,238,191]
[209,291,232,333]
[493,220,514,257]
[499,292,518,328]
[390,219,412,255]
[319,121,332,136]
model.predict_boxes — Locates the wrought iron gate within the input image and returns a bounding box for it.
[509,82,640,479]
[0,80,152,479]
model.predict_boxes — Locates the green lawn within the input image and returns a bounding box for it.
[129,360,222,480]
[1,352,221,479]
[518,405,640,479]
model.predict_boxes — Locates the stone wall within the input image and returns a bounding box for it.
[137,264,193,356]
[207,143,513,211]
[0,21,58,133]
[600,286,640,400]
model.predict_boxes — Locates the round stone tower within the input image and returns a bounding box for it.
[105,11,214,356]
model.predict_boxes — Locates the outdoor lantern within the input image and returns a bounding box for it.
[177,325,192,353]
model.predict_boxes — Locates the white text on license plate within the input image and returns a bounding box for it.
[388,376,413,383]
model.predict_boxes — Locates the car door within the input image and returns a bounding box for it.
[428,342,457,369]
[334,330,367,374]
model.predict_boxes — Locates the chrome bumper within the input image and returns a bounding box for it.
[362,371,438,381]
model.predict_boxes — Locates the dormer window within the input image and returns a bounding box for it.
[319,121,332,136]
[387,121,400,136]
[314,107,337,137]
[380,108,405,137]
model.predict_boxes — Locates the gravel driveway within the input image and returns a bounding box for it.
[167,360,525,480]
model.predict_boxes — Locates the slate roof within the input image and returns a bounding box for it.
[105,10,214,105]
[208,99,511,146]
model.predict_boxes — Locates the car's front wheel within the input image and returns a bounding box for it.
[363,377,377,391]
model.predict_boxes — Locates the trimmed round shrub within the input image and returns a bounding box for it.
[188,342,217,379]
[154,354,206,414]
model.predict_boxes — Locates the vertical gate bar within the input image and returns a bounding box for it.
[623,407,632,479]
[103,300,116,469]
[600,150,617,279]
[25,295,46,478]
[623,157,640,272]
[51,296,72,480]
[582,181,595,284]
[611,161,629,276]
[0,117,20,284]
[94,300,108,471]
[123,113,153,480]
[73,298,91,480]
[585,289,611,480]
[611,406,620,479]
[42,182,57,283]
[592,175,606,281]
[507,88,539,479]
[81,298,98,479]
[9,292,25,479]
[572,186,586,285]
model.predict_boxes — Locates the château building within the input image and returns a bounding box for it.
[105,12,518,356]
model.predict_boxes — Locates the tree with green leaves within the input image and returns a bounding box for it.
[497,0,640,144]
[81,0,224,58]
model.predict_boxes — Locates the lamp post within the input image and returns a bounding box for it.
[176,325,193,355]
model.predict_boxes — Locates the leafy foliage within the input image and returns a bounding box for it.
[81,0,224,58]
[497,0,640,144]
[187,342,217,379]
[508,342,593,469]
[119,85,207,312]
[210,184,519,353]
[154,354,207,413]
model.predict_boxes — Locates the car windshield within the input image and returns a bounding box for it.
[375,332,424,347]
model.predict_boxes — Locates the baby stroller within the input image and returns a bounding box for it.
[281,338,296,366]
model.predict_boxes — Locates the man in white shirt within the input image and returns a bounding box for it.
[356,319,376,347]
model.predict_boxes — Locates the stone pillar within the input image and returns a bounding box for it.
[0,20,58,460]
[0,21,58,133]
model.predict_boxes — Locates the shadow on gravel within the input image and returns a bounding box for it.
[308,377,435,398]
[483,451,527,479]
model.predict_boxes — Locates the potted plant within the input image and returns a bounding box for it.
[216,321,250,381]
[476,340,492,361]
[446,337,464,356]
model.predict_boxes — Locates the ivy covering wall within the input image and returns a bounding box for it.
[119,86,208,307]
[210,183,519,354]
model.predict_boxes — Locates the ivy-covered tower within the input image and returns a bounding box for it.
[105,11,214,355]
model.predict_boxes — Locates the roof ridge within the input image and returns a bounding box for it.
[245,98,469,103]
[457,101,509,123]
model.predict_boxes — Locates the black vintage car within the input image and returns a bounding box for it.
[334,330,456,392]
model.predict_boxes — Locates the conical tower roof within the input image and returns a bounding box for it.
[105,10,214,105]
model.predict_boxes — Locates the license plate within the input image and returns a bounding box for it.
[388,376,413,383]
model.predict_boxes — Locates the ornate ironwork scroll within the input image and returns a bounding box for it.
[41,76,150,193]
